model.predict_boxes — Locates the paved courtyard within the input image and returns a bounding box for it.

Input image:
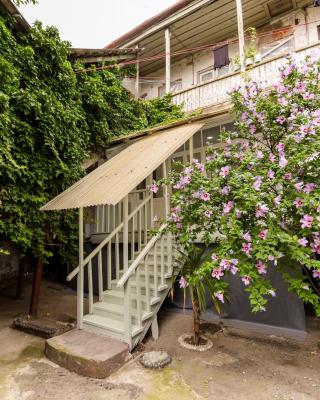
[0,279,319,400]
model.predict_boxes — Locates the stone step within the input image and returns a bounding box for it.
[45,329,130,379]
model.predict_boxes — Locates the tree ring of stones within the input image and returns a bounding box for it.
[178,333,213,352]
[140,351,172,369]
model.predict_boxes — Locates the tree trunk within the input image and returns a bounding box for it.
[29,258,43,316]
[192,286,201,346]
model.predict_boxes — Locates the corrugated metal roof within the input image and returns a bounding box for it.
[40,122,204,210]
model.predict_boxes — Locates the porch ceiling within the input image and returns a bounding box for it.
[40,122,204,210]
[118,0,313,75]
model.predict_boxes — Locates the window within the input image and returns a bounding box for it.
[198,69,214,84]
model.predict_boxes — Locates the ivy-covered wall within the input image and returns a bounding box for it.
[0,9,184,273]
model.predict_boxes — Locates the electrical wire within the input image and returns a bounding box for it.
[75,18,320,74]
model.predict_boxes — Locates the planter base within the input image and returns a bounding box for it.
[178,333,213,352]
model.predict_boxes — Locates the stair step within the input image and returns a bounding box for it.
[92,301,154,323]
[83,314,143,338]
[103,289,161,306]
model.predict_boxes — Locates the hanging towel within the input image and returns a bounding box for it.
[213,45,230,69]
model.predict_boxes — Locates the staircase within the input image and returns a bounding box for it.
[67,193,177,351]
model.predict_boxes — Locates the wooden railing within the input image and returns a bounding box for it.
[172,42,320,112]
[66,193,154,329]
[117,224,172,348]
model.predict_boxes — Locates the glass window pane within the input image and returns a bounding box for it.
[203,126,221,146]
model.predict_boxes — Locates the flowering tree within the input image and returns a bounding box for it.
[156,53,320,322]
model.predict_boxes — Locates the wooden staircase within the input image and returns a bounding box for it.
[66,192,177,351]
[82,236,176,349]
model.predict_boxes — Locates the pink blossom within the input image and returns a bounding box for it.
[283,173,292,181]
[150,183,159,193]
[204,210,212,219]
[311,241,320,254]
[277,143,285,153]
[267,170,275,179]
[304,183,316,194]
[212,268,224,280]
[277,116,286,125]
[236,209,242,219]
[279,156,288,169]
[258,229,268,240]
[249,124,256,134]
[312,270,320,279]
[294,182,304,192]
[293,198,304,208]
[243,232,252,242]
[242,275,251,286]
[230,265,238,275]
[220,259,230,270]
[269,153,276,162]
[184,166,193,174]
[253,176,263,191]
[223,201,234,214]
[214,291,225,303]
[221,185,231,195]
[274,195,282,206]
[211,253,219,261]
[242,242,252,255]
[219,166,230,178]
[298,237,308,247]
[195,162,205,172]
[256,203,269,218]
[256,260,267,275]
[201,192,210,202]
[176,223,182,229]
[179,276,188,288]
[300,215,313,229]
[256,150,264,159]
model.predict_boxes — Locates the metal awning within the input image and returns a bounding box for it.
[41,122,204,210]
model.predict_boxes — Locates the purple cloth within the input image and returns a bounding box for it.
[213,45,230,69]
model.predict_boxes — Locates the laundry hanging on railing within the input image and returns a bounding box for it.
[213,44,230,69]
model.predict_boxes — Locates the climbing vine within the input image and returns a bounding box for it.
[0,10,184,264]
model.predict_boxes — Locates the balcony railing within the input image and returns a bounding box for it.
[172,42,320,113]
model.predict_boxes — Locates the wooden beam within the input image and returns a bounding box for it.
[165,28,171,93]
[236,0,246,72]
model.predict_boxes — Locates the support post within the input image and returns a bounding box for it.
[135,47,140,99]
[162,162,169,217]
[123,195,129,271]
[189,136,194,162]
[235,0,246,72]
[146,174,154,228]
[77,207,84,329]
[165,28,171,94]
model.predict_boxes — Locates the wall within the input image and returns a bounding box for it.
[124,5,320,101]
[0,241,20,286]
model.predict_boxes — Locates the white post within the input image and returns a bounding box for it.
[162,162,169,217]
[77,207,84,329]
[189,136,194,162]
[235,0,246,72]
[123,195,129,271]
[146,174,154,228]
[135,51,140,99]
[165,28,171,94]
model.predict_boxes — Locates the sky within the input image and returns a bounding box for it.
[18,0,177,48]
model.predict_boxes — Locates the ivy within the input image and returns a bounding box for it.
[0,12,184,264]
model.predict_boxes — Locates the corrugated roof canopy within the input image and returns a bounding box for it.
[41,122,204,211]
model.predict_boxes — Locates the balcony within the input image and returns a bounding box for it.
[172,42,320,113]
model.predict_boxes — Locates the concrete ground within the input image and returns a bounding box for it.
[0,278,320,400]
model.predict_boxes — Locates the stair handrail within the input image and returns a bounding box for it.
[66,194,153,282]
[117,223,167,288]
